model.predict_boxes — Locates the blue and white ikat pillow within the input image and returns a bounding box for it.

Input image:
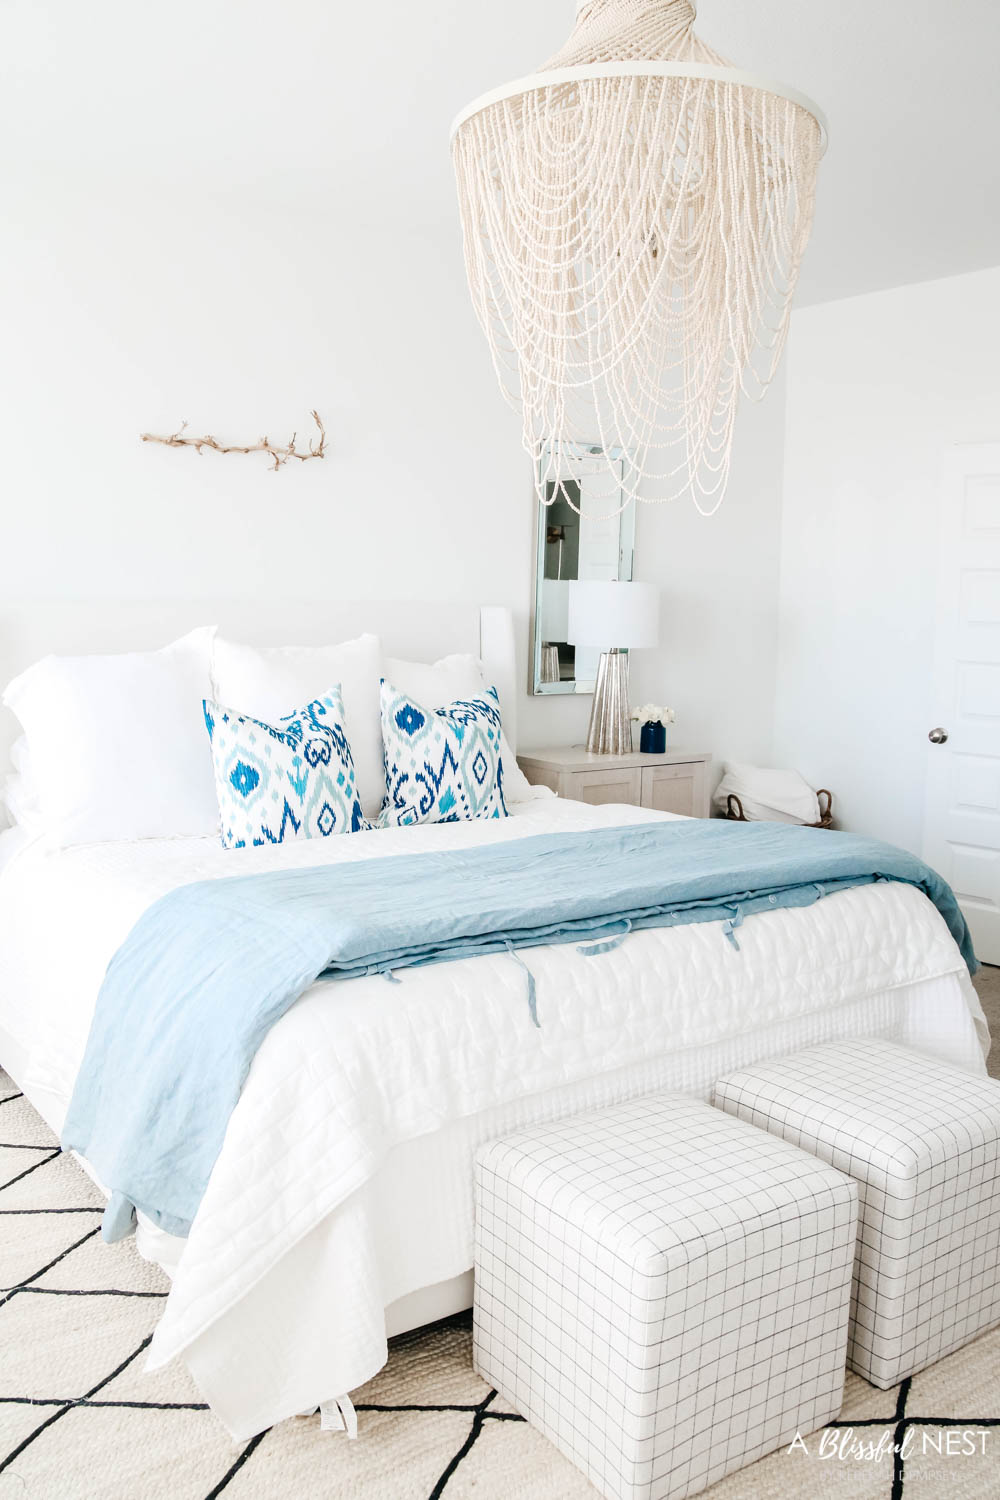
[379,680,509,828]
[203,685,368,848]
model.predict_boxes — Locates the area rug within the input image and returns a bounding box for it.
[2,1066,999,1500]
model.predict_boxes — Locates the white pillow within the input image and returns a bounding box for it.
[384,653,536,804]
[211,633,383,819]
[2,628,219,847]
[711,762,821,825]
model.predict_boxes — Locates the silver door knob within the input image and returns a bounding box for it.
[928,727,949,744]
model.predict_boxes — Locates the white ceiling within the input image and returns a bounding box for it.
[697,0,1000,303]
[3,0,998,306]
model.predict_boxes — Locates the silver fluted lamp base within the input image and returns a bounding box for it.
[584,648,631,754]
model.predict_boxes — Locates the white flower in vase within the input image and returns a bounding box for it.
[630,704,676,727]
[631,703,676,753]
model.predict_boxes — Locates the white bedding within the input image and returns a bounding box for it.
[0,799,988,1440]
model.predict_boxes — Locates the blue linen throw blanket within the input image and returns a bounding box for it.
[61,819,976,1242]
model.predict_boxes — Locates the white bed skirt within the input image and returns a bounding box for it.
[158,969,985,1439]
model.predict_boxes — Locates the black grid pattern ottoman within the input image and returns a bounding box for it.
[472,1094,857,1500]
[713,1039,1000,1390]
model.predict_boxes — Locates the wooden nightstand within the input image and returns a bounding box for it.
[516,746,712,818]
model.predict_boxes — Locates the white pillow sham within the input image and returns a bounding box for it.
[384,653,536,804]
[212,633,383,820]
[2,628,219,847]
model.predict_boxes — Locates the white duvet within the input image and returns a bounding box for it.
[0,800,988,1439]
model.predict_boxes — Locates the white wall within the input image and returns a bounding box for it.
[0,168,787,768]
[627,380,787,768]
[773,265,1000,853]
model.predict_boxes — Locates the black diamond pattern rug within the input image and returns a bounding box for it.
[2,1069,999,1500]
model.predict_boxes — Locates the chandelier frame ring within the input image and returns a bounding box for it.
[450,61,828,155]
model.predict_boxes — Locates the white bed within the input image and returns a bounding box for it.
[0,603,989,1441]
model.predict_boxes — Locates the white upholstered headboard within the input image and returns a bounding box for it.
[0,600,517,781]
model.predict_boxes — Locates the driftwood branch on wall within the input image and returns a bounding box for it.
[141,410,326,471]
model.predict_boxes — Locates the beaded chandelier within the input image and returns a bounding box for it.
[452,0,826,515]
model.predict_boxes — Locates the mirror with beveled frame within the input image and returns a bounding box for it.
[531,443,636,695]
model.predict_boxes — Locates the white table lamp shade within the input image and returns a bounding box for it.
[567,581,659,650]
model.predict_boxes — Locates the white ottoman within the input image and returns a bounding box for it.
[713,1039,1000,1389]
[473,1094,857,1500]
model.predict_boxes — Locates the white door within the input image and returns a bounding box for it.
[924,444,1000,965]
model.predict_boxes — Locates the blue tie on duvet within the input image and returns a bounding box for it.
[60,818,976,1242]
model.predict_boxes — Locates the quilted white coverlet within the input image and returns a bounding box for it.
[0,799,987,1438]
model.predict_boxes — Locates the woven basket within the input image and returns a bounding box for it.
[725,789,834,829]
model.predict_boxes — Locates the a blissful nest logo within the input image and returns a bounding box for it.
[789,1428,991,1462]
